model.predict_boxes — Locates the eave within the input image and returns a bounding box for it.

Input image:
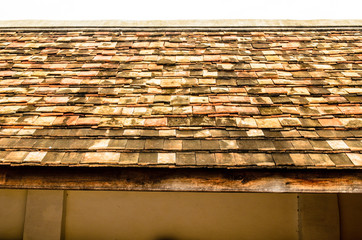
[0,166,361,193]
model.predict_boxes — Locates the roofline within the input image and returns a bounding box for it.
[1,26,362,32]
[0,19,361,29]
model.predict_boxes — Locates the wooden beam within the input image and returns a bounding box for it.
[0,166,361,193]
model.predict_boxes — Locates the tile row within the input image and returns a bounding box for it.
[0,137,361,151]
[0,71,361,81]
[1,79,361,88]
[0,150,360,167]
[2,62,362,71]
[1,105,361,117]
[0,115,361,128]
[1,39,361,49]
[0,95,361,107]
[0,128,361,139]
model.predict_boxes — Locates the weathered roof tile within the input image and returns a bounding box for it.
[291,140,313,150]
[290,154,314,166]
[327,140,350,150]
[328,153,354,167]
[346,153,362,166]
[256,118,282,128]
[83,152,120,164]
[119,152,139,165]
[158,153,176,164]
[42,152,65,165]
[308,154,335,167]
[125,140,145,150]
[145,139,164,150]
[215,153,234,165]
[108,139,127,149]
[196,153,216,165]
[200,140,220,150]
[3,151,28,163]
[272,153,294,166]
[176,152,196,165]
[139,152,157,165]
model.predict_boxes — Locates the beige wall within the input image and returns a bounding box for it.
[64,192,298,240]
[0,190,361,240]
[0,189,27,240]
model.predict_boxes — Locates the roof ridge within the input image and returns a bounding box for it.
[1,19,362,28]
[1,26,362,32]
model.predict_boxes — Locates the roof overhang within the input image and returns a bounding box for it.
[0,166,361,193]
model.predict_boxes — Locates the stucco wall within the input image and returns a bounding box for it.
[64,192,298,240]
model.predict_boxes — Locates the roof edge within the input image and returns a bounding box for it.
[1,19,362,27]
[1,166,361,193]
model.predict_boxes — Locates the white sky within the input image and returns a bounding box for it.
[1,0,361,20]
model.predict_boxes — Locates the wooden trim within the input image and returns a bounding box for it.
[0,166,361,193]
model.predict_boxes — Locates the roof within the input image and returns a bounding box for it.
[0,27,361,170]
